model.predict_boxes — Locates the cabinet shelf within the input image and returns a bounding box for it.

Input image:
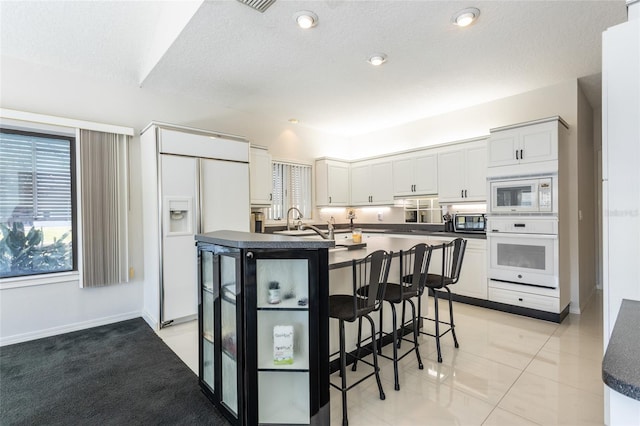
[257,298,309,311]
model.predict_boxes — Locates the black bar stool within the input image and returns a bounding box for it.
[416,238,467,363]
[329,249,392,426]
[368,243,432,391]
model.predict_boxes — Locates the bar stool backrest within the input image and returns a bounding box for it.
[352,250,392,317]
[400,243,431,297]
[438,238,467,286]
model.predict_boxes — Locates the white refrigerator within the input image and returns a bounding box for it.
[141,123,250,328]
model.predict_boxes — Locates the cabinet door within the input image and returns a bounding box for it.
[437,150,466,202]
[414,154,438,195]
[350,164,371,205]
[327,164,350,205]
[247,250,317,425]
[199,249,216,392]
[392,157,415,196]
[451,241,487,299]
[464,145,487,201]
[487,131,519,167]
[370,161,394,204]
[519,124,557,164]
[250,148,272,206]
[316,160,349,206]
[218,249,242,419]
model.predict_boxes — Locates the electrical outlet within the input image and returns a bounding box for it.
[377,211,383,221]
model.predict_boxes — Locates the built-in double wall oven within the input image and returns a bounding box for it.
[487,173,559,292]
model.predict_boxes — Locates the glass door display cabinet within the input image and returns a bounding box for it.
[196,230,332,426]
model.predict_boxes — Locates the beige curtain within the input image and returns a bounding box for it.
[79,129,129,287]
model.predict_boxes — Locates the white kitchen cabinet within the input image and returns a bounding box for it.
[350,160,394,205]
[315,159,349,206]
[392,153,438,197]
[250,146,272,206]
[452,239,487,299]
[437,140,487,203]
[487,118,566,176]
[427,237,487,300]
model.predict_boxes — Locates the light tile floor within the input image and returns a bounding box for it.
[157,291,604,426]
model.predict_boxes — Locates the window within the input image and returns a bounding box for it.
[0,129,76,278]
[268,162,312,221]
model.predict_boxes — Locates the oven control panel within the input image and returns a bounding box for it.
[487,217,558,235]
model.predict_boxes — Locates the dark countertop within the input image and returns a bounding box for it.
[270,225,486,240]
[602,299,640,401]
[195,230,335,249]
[328,235,454,270]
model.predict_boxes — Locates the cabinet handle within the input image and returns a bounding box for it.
[329,196,332,203]
[247,252,254,259]
[412,184,415,192]
[518,298,523,302]
[520,149,524,159]
[516,150,519,160]
[269,193,272,201]
[465,189,468,198]
[461,190,464,198]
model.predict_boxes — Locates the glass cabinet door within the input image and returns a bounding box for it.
[219,252,240,417]
[200,250,215,392]
[251,253,314,425]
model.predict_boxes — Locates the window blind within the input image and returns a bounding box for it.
[268,162,311,221]
[79,130,129,287]
[0,133,72,222]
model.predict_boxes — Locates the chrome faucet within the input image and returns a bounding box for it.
[286,207,304,231]
[299,217,335,240]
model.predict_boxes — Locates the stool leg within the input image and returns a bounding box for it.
[339,319,349,426]
[365,314,385,401]
[447,286,459,348]
[408,299,423,370]
[398,300,406,349]
[352,317,363,372]
[390,303,400,391]
[378,305,384,352]
[434,289,442,363]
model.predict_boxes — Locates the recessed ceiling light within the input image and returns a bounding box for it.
[288,118,299,124]
[451,7,480,27]
[294,11,318,29]
[368,54,387,66]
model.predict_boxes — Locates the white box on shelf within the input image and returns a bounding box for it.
[273,325,294,365]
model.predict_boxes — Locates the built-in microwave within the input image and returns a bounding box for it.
[489,176,555,214]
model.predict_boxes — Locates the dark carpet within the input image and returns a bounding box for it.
[0,318,230,425]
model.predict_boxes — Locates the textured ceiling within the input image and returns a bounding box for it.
[0,0,628,137]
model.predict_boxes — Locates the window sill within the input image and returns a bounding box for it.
[0,271,80,290]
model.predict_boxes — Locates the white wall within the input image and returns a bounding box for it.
[577,85,597,312]
[0,279,143,345]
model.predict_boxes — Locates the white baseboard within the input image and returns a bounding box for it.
[0,311,143,346]
[141,310,159,331]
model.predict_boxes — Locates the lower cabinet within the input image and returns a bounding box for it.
[452,239,487,300]
[197,233,330,426]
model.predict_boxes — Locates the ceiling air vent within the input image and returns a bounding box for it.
[236,0,276,13]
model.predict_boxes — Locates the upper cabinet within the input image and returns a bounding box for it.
[392,153,438,197]
[350,160,394,206]
[250,147,272,206]
[487,117,566,177]
[437,140,487,203]
[315,159,350,206]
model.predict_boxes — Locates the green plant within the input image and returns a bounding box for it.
[0,222,72,278]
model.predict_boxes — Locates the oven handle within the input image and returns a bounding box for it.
[486,232,558,239]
